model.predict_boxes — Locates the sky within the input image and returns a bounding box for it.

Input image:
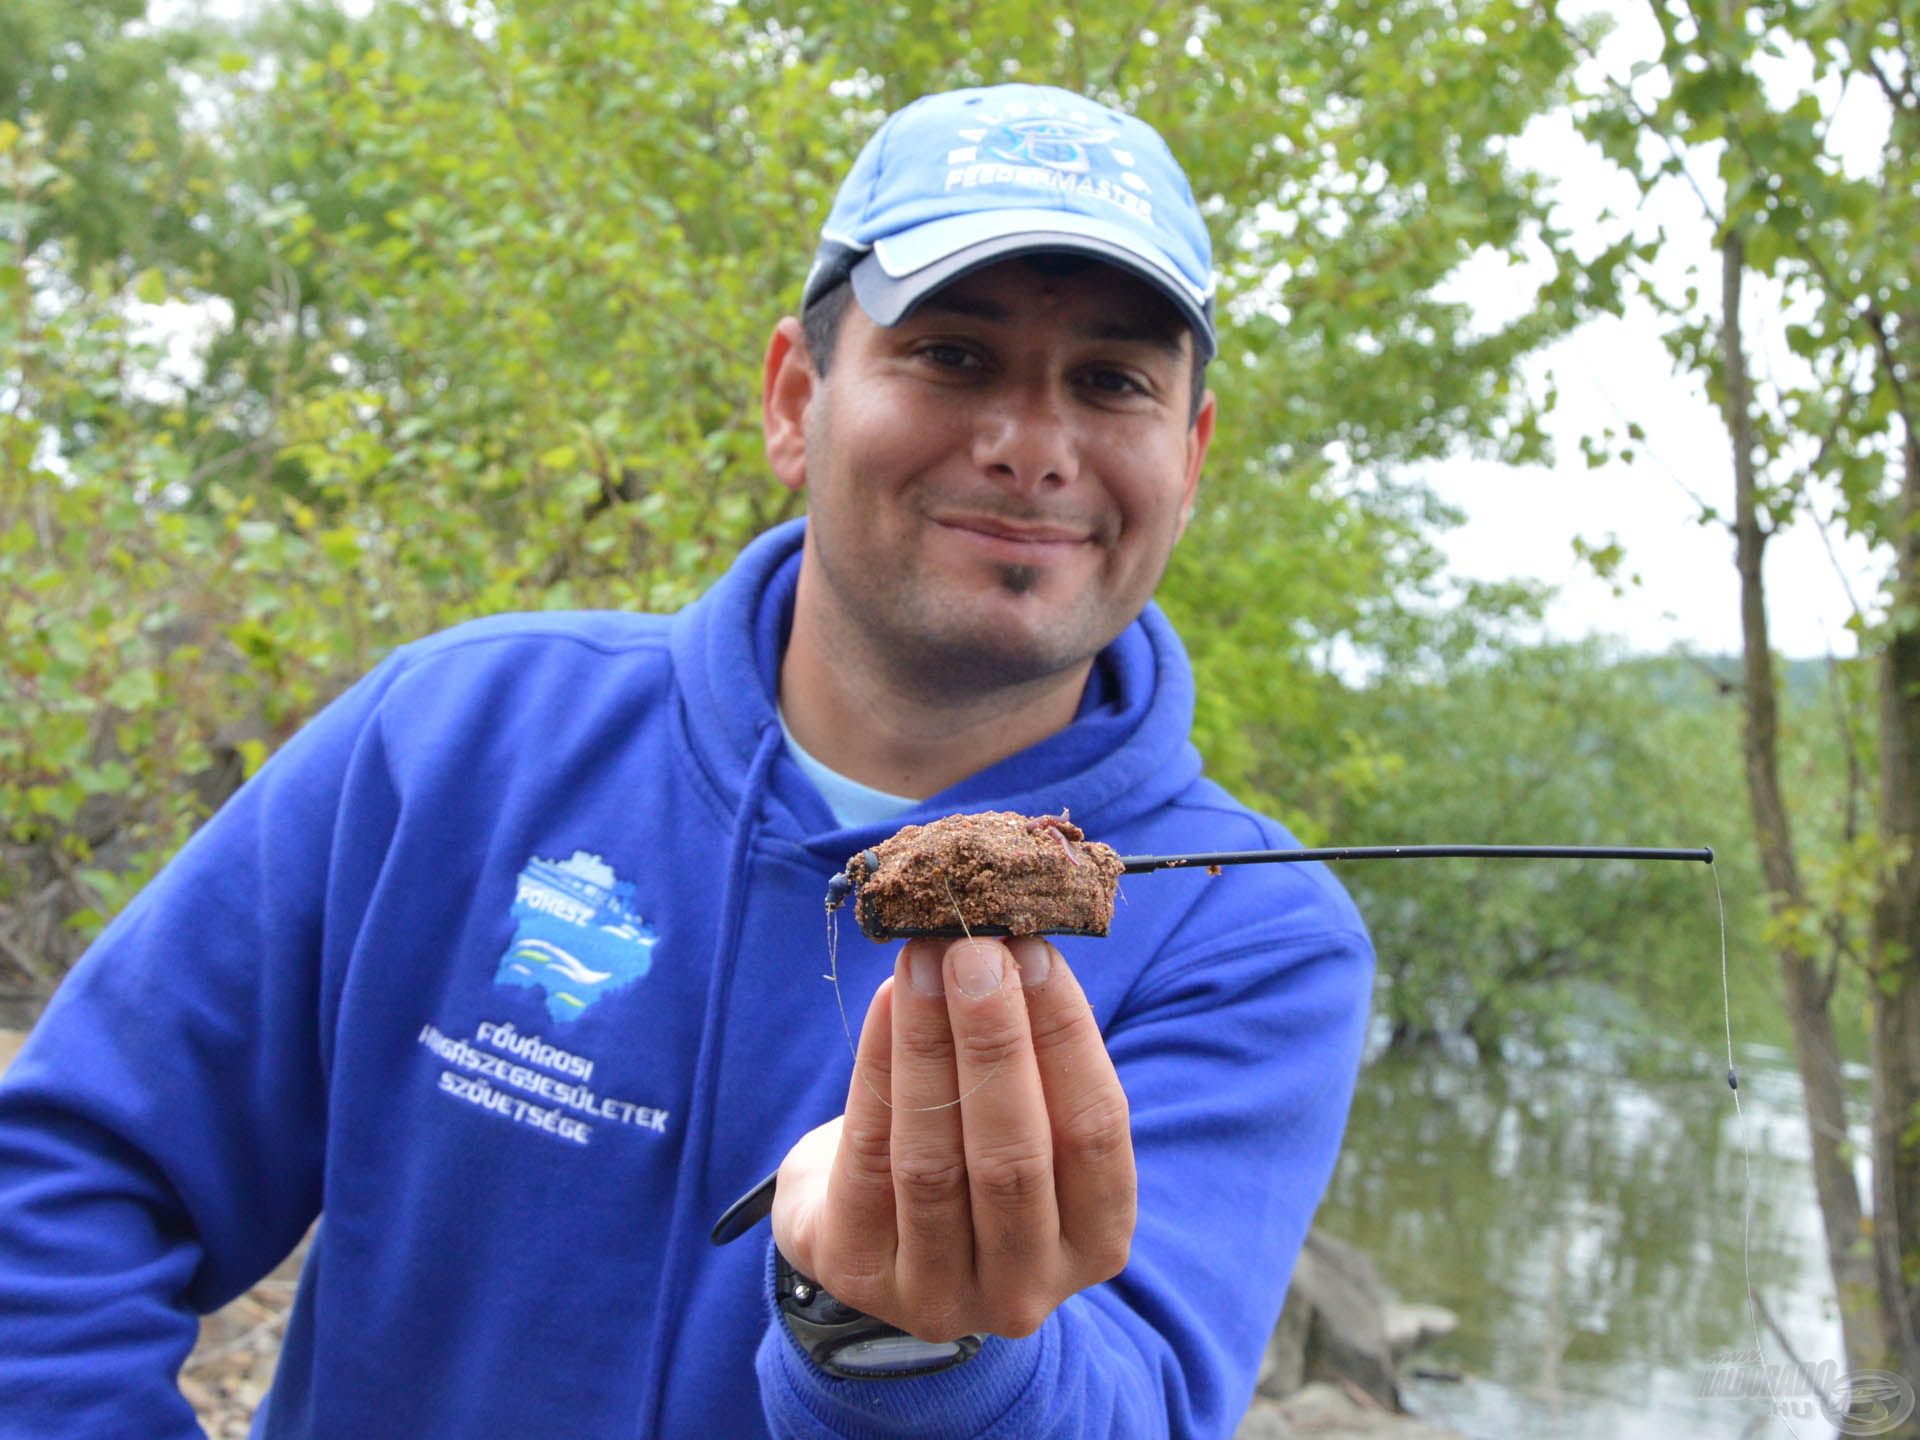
[1421,1,1891,661]
[144,0,1894,660]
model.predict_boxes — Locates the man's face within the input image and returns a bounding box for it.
[771,257,1214,697]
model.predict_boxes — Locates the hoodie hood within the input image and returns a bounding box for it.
[668,518,1204,854]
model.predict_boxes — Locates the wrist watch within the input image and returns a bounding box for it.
[775,1247,984,1380]
[712,1168,984,1381]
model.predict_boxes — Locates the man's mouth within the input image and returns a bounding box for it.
[933,515,1092,552]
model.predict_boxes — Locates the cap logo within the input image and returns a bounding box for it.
[989,116,1113,173]
[943,104,1153,222]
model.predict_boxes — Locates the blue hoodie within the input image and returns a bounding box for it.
[0,519,1373,1438]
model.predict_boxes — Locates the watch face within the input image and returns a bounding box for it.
[831,1333,973,1378]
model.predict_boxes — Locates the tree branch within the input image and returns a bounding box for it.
[1750,1285,1820,1384]
[0,921,51,989]
[1716,114,1920,459]
[1104,3,1165,94]
[1554,10,1726,229]
[1850,4,1917,115]
[1592,379,1733,530]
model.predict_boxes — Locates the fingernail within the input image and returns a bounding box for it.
[952,939,1005,997]
[907,941,944,996]
[1007,937,1052,988]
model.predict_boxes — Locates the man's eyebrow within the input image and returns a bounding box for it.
[1079,318,1188,359]
[911,294,1188,358]
[914,292,1011,322]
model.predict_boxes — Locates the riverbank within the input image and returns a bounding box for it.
[1239,1384,1462,1438]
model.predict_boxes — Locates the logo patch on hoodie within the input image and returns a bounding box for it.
[494,851,657,1023]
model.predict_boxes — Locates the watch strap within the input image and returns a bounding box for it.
[774,1247,983,1380]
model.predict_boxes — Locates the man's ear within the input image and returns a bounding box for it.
[1175,387,1215,541]
[763,316,816,493]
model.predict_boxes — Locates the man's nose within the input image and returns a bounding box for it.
[972,380,1078,489]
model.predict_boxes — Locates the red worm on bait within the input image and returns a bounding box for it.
[1025,810,1084,866]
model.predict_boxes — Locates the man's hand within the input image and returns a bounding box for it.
[771,936,1136,1343]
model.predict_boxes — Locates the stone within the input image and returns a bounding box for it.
[1233,1400,1297,1440]
[1258,1229,1402,1412]
[1260,1268,1312,1397]
[1281,1382,1371,1422]
[1275,1384,1464,1438]
[1384,1303,1458,1363]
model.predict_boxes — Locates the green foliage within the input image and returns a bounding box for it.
[0,0,223,277]
[0,123,215,973]
[1326,643,1786,1054]
[0,114,381,978]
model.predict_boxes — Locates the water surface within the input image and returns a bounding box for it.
[1319,1036,1864,1438]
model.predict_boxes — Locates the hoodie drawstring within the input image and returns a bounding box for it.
[635,722,783,1436]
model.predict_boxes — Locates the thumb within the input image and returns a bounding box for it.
[771,1112,844,1273]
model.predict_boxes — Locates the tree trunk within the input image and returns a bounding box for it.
[1868,378,1920,1385]
[1722,234,1885,1372]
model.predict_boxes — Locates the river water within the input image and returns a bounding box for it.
[1318,1032,1870,1438]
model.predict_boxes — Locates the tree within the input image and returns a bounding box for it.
[1329,638,1772,1057]
[0,0,218,276]
[0,117,238,993]
[1574,0,1919,1396]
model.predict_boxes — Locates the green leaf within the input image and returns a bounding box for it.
[103,668,160,711]
[319,526,362,566]
[238,738,269,777]
[78,760,135,796]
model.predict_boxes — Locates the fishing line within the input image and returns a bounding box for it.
[1709,858,1798,1438]
[824,882,1013,1116]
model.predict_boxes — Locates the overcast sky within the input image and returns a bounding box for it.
[1422,1,1890,660]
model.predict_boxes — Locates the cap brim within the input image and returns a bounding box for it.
[849,221,1215,363]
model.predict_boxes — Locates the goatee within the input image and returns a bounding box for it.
[997,565,1041,596]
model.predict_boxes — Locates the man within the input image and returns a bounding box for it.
[0,83,1372,1437]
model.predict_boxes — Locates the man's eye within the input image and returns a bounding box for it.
[1084,368,1146,396]
[918,344,979,369]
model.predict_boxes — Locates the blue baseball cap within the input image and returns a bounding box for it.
[802,84,1217,362]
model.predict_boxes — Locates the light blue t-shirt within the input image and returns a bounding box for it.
[777,709,920,828]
